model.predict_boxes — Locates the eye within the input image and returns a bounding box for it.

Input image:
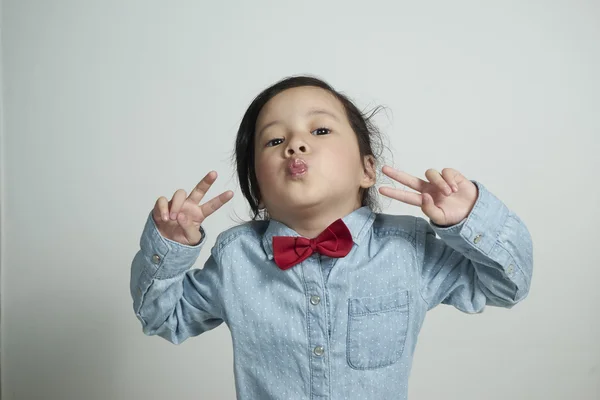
[311,127,331,136]
[266,138,284,147]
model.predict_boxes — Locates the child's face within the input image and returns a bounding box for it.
[254,86,374,219]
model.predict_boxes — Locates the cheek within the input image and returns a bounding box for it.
[254,155,275,185]
[324,143,362,171]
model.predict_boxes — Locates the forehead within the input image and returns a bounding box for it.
[256,86,345,126]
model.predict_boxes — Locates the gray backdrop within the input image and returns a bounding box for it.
[1,0,598,399]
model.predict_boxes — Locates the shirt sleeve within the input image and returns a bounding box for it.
[416,181,533,313]
[130,210,225,344]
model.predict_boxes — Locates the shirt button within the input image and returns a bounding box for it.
[473,234,482,244]
[151,254,161,264]
[310,295,321,305]
[313,346,324,356]
[507,264,515,275]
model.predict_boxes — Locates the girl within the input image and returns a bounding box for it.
[130,76,533,399]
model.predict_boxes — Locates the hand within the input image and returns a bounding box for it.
[379,166,478,226]
[152,171,234,246]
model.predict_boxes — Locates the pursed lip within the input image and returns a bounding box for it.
[287,158,308,177]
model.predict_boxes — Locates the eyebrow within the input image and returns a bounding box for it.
[257,108,341,138]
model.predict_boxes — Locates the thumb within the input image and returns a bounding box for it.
[421,193,445,225]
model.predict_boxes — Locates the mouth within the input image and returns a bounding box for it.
[287,158,308,178]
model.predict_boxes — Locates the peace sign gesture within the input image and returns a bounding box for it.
[379,166,478,227]
[152,171,234,246]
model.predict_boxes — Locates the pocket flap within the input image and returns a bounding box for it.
[349,290,409,316]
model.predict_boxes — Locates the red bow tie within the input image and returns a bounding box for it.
[272,219,354,270]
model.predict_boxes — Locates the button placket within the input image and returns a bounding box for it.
[313,346,325,356]
[302,255,330,397]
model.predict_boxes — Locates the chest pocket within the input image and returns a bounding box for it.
[346,289,410,370]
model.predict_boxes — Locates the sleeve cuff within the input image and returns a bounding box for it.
[429,180,509,256]
[139,210,207,279]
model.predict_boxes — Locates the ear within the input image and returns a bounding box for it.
[360,155,376,189]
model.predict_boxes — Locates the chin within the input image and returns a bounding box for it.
[284,196,324,210]
[268,193,325,214]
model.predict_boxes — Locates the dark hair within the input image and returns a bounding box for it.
[234,75,386,220]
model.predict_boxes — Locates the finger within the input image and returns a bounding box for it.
[425,169,452,196]
[381,166,428,193]
[441,168,460,192]
[200,190,234,219]
[176,211,201,243]
[421,192,445,223]
[188,171,218,205]
[168,189,187,220]
[379,186,422,207]
[154,196,170,222]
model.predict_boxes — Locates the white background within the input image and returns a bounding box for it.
[1,1,599,399]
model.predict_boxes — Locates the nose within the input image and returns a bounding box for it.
[285,136,309,156]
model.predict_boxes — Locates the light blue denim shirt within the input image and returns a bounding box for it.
[130,181,533,399]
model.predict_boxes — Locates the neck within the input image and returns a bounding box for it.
[269,198,362,238]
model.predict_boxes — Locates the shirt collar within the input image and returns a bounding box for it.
[261,206,376,260]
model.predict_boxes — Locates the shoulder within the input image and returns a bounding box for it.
[212,220,268,253]
[371,212,431,242]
